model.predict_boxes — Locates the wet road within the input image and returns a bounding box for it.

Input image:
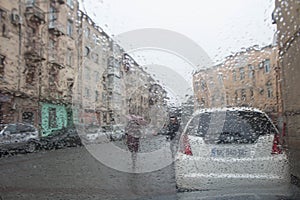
[0,135,300,199]
[0,135,178,200]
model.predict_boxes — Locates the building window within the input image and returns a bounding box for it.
[259,88,264,95]
[48,38,56,59]
[49,38,56,50]
[67,78,73,95]
[84,46,90,57]
[66,48,72,66]
[92,33,98,44]
[0,54,5,78]
[66,0,74,9]
[211,95,216,106]
[25,67,36,85]
[217,73,223,84]
[232,70,236,81]
[102,92,106,102]
[2,23,6,37]
[91,53,99,63]
[0,103,3,124]
[26,0,36,6]
[241,89,246,101]
[95,91,99,101]
[102,112,107,123]
[49,5,56,24]
[239,67,245,80]
[264,59,270,73]
[208,77,214,88]
[250,88,254,99]
[194,81,199,91]
[200,80,206,91]
[85,27,90,38]
[225,93,229,104]
[84,68,90,79]
[95,71,100,82]
[0,9,8,37]
[66,20,73,37]
[267,87,273,98]
[84,87,90,98]
[248,64,254,78]
[49,66,59,88]
[95,34,101,45]
[0,9,4,23]
[200,97,206,106]
[235,90,238,103]
[266,82,273,98]
[22,112,34,124]
[48,107,57,128]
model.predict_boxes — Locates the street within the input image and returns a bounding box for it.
[0,135,300,200]
[0,135,178,200]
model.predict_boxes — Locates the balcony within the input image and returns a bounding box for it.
[49,53,65,69]
[25,3,45,24]
[49,21,65,36]
[107,67,121,77]
[24,40,45,62]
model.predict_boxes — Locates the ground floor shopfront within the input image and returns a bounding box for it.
[0,91,73,137]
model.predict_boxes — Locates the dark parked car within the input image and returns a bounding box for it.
[39,127,82,150]
[0,123,40,154]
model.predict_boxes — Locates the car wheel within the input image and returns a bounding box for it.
[25,142,36,153]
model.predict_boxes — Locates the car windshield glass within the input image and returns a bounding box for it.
[5,125,17,134]
[17,124,35,133]
[1,0,300,199]
[195,111,277,144]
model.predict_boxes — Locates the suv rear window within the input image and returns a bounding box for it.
[189,110,277,144]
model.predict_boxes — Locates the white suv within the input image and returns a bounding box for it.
[175,107,290,194]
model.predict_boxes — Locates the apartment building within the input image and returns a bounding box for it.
[104,42,127,126]
[75,11,110,127]
[0,0,167,136]
[193,45,281,121]
[273,0,300,179]
[123,54,149,119]
[0,0,78,135]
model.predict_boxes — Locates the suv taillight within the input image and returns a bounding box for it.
[272,134,282,154]
[180,134,193,156]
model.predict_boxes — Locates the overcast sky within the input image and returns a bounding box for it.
[79,0,277,105]
[80,0,276,63]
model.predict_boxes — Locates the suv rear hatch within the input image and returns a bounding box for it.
[180,110,280,158]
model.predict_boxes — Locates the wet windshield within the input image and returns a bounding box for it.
[190,110,278,144]
[0,0,300,199]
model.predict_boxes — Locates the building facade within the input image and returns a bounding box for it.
[193,45,281,122]
[0,0,167,137]
[0,0,78,136]
[75,11,109,127]
[273,0,300,179]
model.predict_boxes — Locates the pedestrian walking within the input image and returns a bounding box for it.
[166,116,180,158]
[125,116,143,172]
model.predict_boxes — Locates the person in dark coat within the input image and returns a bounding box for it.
[125,117,142,171]
[166,116,180,158]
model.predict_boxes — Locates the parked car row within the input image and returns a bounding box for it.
[79,125,126,145]
[0,124,83,155]
[0,123,40,154]
[0,123,127,155]
[39,127,82,150]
